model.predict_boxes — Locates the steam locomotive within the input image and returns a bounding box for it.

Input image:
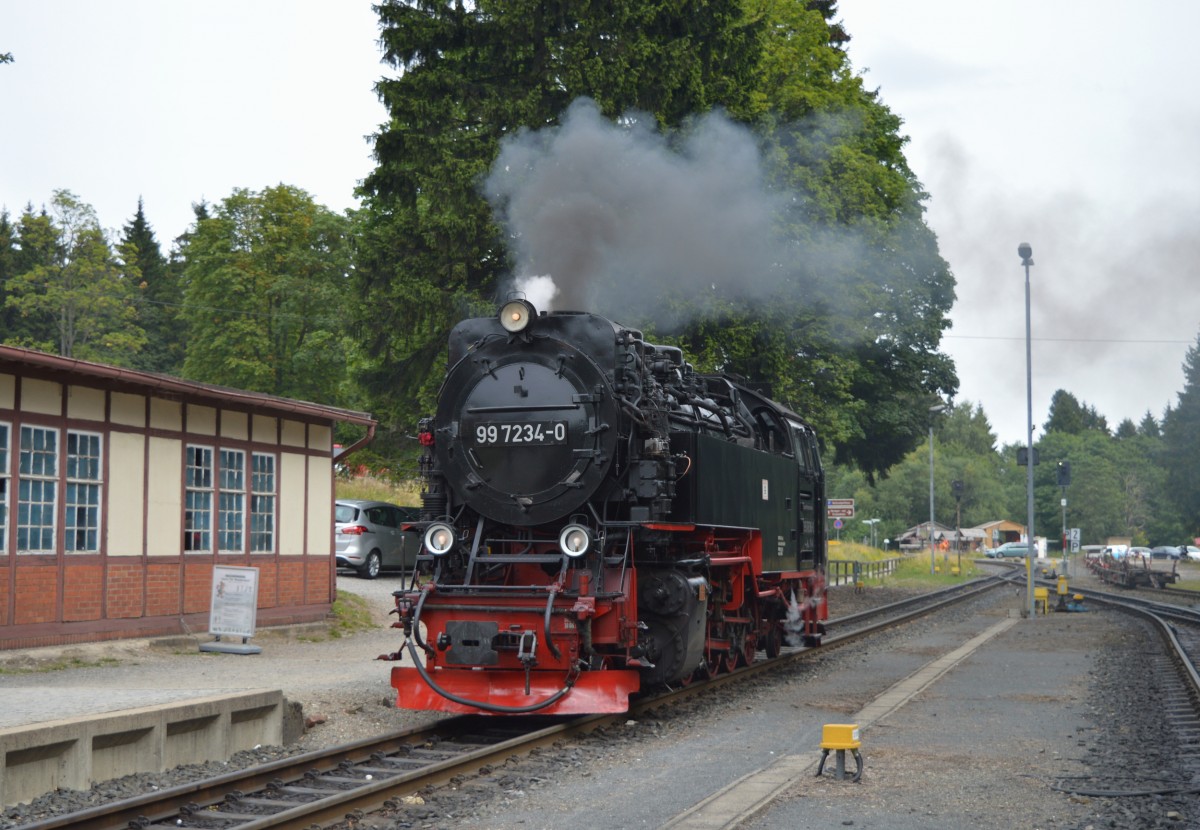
[385,300,827,715]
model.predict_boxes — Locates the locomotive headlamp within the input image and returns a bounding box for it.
[559,524,592,558]
[424,523,456,556]
[499,299,536,333]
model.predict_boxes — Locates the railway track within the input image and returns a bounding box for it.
[1060,586,1200,783]
[18,575,1011,830]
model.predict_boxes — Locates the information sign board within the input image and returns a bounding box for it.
[202,565,262,654]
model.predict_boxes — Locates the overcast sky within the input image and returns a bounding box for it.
[3,2,1198,448]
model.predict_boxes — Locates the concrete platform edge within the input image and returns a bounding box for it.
[0,688,284,808]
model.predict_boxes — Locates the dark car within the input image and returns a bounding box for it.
[334,499,420,579]
[993,542,1032,559]
[1149,546,1182,560]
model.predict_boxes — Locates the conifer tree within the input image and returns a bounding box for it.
[121,199,182,373]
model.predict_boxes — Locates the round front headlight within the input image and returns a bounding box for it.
[424,523,456,556]
[499,299,536,333]
[559,524,592,558]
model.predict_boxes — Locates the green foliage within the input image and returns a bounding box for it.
[355,0,768,450]
[178,185,356,404]
[2,190,146,362]
[1044,389,1110,436]
[1163,332,1200,538]
[828,400,1008,549]
[122,199,183,374]
[355,0,957,480]
[335,473,421,506]
[328,590,377,639]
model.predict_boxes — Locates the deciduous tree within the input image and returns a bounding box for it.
[3,190,145,362]
[179,185,354,405]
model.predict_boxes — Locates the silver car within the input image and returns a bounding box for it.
[334,499,419,579]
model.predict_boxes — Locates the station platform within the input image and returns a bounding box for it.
[0,683,285,807]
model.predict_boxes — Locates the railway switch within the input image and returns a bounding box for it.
[817,723,863,782]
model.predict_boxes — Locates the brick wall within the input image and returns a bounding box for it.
[13,565,58,625]
[277,560,306,608]
[1,557,331,649]
[106,561,146,618]
[306,557,333,605]
[63,564,103,621]
[146,564,181,616]
[183,561,214,614]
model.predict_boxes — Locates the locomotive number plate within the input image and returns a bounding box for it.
[474,420,568,446]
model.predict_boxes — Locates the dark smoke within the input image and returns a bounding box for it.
[483,98,793,322]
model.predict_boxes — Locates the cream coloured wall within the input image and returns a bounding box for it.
[151,399,182,431]
[188,404,216,436]
[110,392,145,427]
[146,436,183,556]
[0,373,13,409]
[20,378,60,415]
[304,453,333,556]
[252,414,277,444]
[107,431,146,556]
[221,410,248,441]
[278,452,306,556]
[281,419,305,448]
[67,385,105,421]
[308,424,331,452]
[306,455,333,556]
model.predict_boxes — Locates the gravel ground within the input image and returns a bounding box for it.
[4,568,1199,829]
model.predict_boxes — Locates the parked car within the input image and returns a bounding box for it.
[1184,545,1200,562]
[993,542,1032,559]
[334,499,420,579]
[1129,546,1153,560]
[1149,546,1182,560]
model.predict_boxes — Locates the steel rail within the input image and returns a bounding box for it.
[1062,587,1200,698]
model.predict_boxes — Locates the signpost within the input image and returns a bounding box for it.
[827,499,855,519]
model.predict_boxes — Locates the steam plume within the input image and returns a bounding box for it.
[484,98,789,321]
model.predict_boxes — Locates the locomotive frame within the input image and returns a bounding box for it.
[384,300,828,715]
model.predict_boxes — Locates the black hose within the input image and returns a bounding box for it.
[403,638,576,714]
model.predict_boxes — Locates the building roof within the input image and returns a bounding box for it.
[0,344,377,428]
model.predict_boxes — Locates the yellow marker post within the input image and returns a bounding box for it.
[817,724,863,782]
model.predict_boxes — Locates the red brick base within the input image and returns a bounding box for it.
[0,556,335,650]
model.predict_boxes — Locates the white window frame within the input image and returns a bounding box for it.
[17,424,58,554]
[249,452,276,554]
[185,444,213,553]
[64,429,103,553]
[217,448,246,554]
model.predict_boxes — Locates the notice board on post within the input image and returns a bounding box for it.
[200,565,263,654]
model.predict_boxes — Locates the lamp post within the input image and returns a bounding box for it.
[929,403,947,575]
[863,518,880,548]
[1019,242,1036,617]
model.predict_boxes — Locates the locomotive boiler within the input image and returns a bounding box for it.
[385,300,827,715]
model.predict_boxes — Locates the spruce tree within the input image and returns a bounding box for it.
[1164,331,1200,539]
[121,199,182,373]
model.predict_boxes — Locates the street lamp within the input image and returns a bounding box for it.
[929,402,947,575]
[1019,242,1036,617]
[863,518,880,548]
